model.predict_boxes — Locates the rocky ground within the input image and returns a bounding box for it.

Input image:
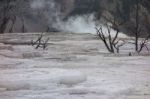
[0,32,150,99]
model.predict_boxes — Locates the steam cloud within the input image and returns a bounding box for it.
[30,0,127,37]
[56,14,97,34]
[30,0,98,34]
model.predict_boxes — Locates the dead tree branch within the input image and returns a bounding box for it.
[31,33,50,50]
[138,35,150,53]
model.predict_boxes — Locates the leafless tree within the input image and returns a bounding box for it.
[21,17,27,33]
[130,0,150,53]
[8,16,16,33]
[96,23,125,53]
[96,7,126,54]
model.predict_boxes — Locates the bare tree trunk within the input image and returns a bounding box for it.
[9,17,16,33]
[0,17,9,33]
[21,17,26,33]
[135,0,140,52]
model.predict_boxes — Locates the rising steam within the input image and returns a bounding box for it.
[56,14,98,34]
[30,0,127,37]
[30,0,97,34]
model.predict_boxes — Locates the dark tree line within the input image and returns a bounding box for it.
[0,0,149,36]
[0,0,16,33]
[0,0,29,33]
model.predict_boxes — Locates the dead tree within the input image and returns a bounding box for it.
[9,16,16,33]
[31,33,50,49]
[96,24,125,53]
[21,17,27,33]
[131,0,150,53]
[95,1,128,53]
[96,12,126,53]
